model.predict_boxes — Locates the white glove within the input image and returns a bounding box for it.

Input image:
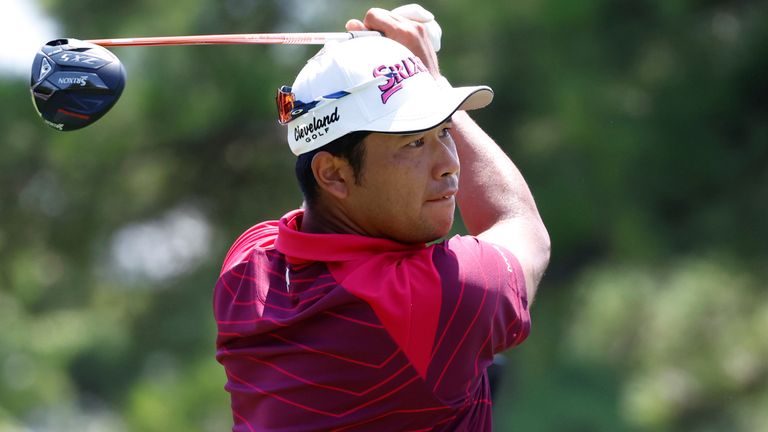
[391,4,443,52]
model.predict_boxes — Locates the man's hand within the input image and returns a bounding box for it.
[345,6,441,78]
[390,4,442,53]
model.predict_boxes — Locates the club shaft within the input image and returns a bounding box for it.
[85,31,381,47]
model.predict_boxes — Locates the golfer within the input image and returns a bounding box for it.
[214,5,550,431]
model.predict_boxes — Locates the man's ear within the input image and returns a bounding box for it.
[311,152,352,200]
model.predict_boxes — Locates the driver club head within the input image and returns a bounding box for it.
[30,38,126,131]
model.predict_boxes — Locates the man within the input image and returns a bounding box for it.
[214,6,550,431]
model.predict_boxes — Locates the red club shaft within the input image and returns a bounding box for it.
[85,31,381,47]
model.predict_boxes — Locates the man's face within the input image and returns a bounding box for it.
[344,120,459,244]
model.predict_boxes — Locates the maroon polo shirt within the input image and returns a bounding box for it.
[214,209,530,431]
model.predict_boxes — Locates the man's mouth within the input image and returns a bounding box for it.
[427,189,457,202]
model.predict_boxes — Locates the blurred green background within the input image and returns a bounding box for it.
[1,0,766,431]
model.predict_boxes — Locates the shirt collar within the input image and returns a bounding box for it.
[274,209,426,265]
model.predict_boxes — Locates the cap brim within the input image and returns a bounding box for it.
[286,76,494,156]
[363,85,494,135]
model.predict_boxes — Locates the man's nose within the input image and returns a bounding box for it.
[434,136,459,179]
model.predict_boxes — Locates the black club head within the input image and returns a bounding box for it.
[30,38,126,131]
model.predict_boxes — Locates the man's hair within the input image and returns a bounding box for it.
[295,131,371,207]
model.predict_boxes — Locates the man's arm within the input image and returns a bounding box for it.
[347,8,550,302]
[451,111,550,303]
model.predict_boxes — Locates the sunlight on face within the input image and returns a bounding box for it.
[345,121,459,243]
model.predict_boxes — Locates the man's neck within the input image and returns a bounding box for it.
[300,203,367,237]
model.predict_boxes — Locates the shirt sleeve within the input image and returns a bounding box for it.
[219,220,279,275]
[447,235,530,351]
[425,235,531,400]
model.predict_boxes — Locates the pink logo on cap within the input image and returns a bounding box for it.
[372,56,428,104]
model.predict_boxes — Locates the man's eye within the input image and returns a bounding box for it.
[439,127,452,138]
[407,138,425,148]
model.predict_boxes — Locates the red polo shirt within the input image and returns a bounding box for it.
[214,209,530,431]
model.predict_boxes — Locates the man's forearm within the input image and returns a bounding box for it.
[453,111,542,234]
[452,110,550,296]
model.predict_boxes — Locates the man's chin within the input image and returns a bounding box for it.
[424,218,454,243]
[398,226,451,245]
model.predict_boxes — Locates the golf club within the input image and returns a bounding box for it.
[85,31,381,47]
[30,31,381,131]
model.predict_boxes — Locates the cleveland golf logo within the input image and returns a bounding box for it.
[373,56,428,104]
[294,107,341,143]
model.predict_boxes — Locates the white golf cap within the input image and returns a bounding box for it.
[282,36,493,155]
